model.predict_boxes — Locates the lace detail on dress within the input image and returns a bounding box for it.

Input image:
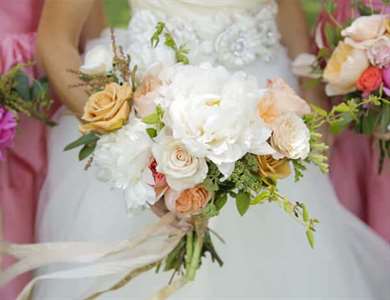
[126,1,280,71]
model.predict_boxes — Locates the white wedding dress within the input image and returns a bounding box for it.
[34,0,390,299]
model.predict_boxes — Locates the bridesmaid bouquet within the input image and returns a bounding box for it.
[0,64,54,159]
[293,2,390,171]
[0,29,327,300]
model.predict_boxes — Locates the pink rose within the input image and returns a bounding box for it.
[367,36,390,68]
[0,107,17,160]
[382,66,390,96]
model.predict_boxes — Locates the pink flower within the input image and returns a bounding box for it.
[0,107,17,160]
[383,66,390,96]
[367,36,390,68]
[149,159,167,189]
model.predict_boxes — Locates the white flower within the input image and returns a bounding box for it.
[94,118,157,211]
[160,63,274,177]
[152,132,208,191]
[215,16,262,67]
[80,45,113,75]
[271,113,310,160]
[292,53,321,79]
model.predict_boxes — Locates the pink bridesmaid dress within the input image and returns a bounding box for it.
[0,1,46,299]
[329,0,390,243]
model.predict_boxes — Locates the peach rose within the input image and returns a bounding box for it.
[80,83,131,134]
[323,42,369,96]
[257,78,311,125]
[342,15,387,49]
[133,75,161,118]
[165,185,211,216]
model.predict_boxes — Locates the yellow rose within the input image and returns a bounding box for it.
[80,83,132,134]
[257,155,291,180]
[323,42,369,96]
[257,78,311,126]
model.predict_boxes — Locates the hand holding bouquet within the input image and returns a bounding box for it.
[293,2,390,171]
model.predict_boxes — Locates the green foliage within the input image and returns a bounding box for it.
[143,105,165,138]
[150,22,190,65]
[64,133,100,161]
[235,192,251,216]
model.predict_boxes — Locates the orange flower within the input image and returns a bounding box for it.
[80,83,131,134]
[165,185,211,216]
[257,155,291,180]
[356,67,383,94]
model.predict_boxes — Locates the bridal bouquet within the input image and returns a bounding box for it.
[0,64,54,159]
[293,3,390,171]
[0,29,327,300]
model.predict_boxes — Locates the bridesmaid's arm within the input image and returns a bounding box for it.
[37,0,106,117]
[276,0,329,110]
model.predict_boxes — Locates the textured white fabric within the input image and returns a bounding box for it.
[34,1,390,299]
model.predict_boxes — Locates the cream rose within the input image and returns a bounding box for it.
[323,42,369,96]
[80,45,113,75]
[133,75,161,118]
[271,113,310,160]
[165,185,211,216]
[258,78,311,126]
[342,15,387,49]
[152,134,208,191]
[80,83,131,134]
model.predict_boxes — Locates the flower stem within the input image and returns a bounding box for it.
[185,231,204,282]
[185,232,193,270]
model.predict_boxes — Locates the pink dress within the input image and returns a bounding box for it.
[0,1,46,299]
[330,132,390,243]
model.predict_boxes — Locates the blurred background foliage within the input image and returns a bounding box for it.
[103,0,322,28]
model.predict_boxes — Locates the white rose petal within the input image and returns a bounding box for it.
[292,53,321,79]
[271,113,311,160]
[152,133,208,191]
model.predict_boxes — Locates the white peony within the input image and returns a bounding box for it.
[271,113,310,160]
[80,45,113,75]
[158,63,274,177]
[152,132,208,191]
[94,118,157,211]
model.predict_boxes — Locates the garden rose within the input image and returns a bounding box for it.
[367,36,390,68]
[257,155,291,180]
[323,42,369,96]
[152,134,208,191]
[271,113,311,160]
[133,75,161,118]
[165,185,211,216]
[0,107,17,160]
[80,83,131,134]
[258,78,311,125]
[342,15,387,49]
[357,67,383,94]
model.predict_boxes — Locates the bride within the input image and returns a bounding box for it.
[33,0,390,299]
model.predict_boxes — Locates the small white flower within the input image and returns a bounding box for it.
[80,45,113,75]
[271,113,311,160]
[152,132,208,191]
[94,118,157,211]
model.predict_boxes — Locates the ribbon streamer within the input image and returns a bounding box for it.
[0,213,187,300]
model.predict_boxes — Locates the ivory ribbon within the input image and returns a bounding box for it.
[0,213,187,300]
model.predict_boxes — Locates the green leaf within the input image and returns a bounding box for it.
[142,113,160,125]
[79,142,97,161]
[361,110,379,135]
[329,112,353,134]
[64,133,99,151]
[306,230,315,249]
[311,104,328,117]
[146,128,157,138]
[31,80,46,101]
[333,102,351,113]
[250,190,269,205]
[214,193,228,211]
[235,192,250,216]
[150,22,165,48]
[14,71,31,101]
[302,204,309,223]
